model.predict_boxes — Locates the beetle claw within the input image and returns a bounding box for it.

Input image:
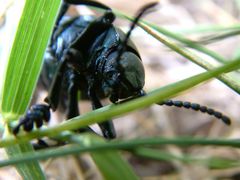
[13,104,50,135]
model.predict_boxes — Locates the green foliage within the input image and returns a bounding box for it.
[0,0,61,179]
[0,1,240,179]
[0,0,61,120]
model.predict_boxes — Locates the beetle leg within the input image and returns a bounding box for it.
[44,59,68,111]
[65,71,95,134]
[65,70,80,119]
[92,98,116,139]
[13,104,50,134]
[14,54,69,134]
[32,139,50,150]
[88,83,116,139]
[13,59,68,134]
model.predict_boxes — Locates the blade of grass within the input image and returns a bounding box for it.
[170,23,240,34]
[0,58,239,147]
[133,148,240,169]
[113,9,240,94]
[70,134,138,180]
[195,29,240,45]
[114,9,227,63]
[142,20,228,63]
[0,0,61,120]
[235,0,240,10]
[137,21,240,94]
[3,127,45,179]
[0,0,61,179]
[1,135,240,167]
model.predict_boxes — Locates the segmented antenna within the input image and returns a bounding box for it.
[157,100,231,125]
[116,2,158,63]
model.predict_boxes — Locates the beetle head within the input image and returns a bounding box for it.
[101,2,158,102]
[102,51,145,103]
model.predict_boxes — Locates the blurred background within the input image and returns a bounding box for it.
[1,0,240,179]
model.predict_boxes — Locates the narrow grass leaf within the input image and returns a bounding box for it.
[3,128,45,179]
[143,20,227,63]
[137,21,240,94]
[0,58,238,147]
[113,10,240,94]
[133,148,240,169]
[195,29,240,45]
[70,134,138,180]
[114,9,227,63]
[5,143,46,179]
[1,136,240,168]
[0,0,61,120]
[0,0,61,179]
[170,24,240,34]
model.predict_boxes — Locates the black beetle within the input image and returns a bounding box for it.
[13,0,231,140]
[13,0,157,139]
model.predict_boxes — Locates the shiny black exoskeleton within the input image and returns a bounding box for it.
[13,0,231,140]
[13,0,151,139]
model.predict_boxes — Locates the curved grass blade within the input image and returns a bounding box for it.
[0,0,61,121]
[133,148,240,169]
[142,20,228,63]
[3,128,45,179]
[0,58,239,148]
[172,24,240,34]
[137,22,240,94]
[113,9,228,63]
[113,9,240,94]
[1,135,240,168]
[70,134,138,180]
[0,0,61,179]
[5,143,46,179]
[195,29,240,45]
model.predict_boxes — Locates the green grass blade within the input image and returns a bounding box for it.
[113,10,240,94]
[91,151,138,180]
[0,0,61,120]
[3,128,45,179]
[114,9,227,63]
[71,134,138,180]
[195,29,240,45]
[1,135,240,168]
[142,20,228,63]
[29,58,240,136]
[5,143,46,179]
[136,22,240,94]
[0,133,139,179]
[0,58,239,147]
[171,24,240,34]
[0,0,61,179]
[134,148,240,169]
